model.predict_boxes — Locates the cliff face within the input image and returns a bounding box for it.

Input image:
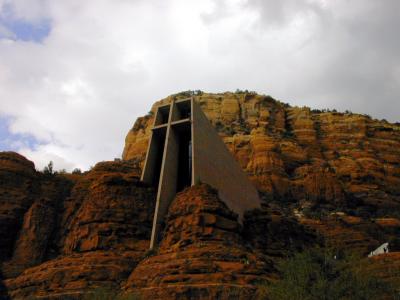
[0,152,41,262]
[1,91,399,299]
[120,91,400,297]
[0,152,73,277]
[123,184,319,300]
[124,184,272,300]
[0,153,155,299]
[0,153,313,299]
[123,92,400,218]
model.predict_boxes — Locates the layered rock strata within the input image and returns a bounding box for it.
[124,184,272,300]
[123,92,400,218]
[0,153,155,299]
[0,152,41,261]
[1,91,400,299]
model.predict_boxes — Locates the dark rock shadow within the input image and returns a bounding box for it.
[0,270,10,300]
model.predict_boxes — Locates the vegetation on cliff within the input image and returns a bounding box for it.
[259,247,398,300]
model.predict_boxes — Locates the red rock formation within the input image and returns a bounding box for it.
[1,154,155,299]
[1,91,400,299]
[123,92,400,217]
[243,207,317,258]
[124,184,272,300]
[2,197,58,278]
[61,161,154,255]
[299,214,400,255]
[0,152,39,261]
[4,251,141,299]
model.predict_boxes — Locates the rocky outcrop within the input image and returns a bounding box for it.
[123,92,400,218]
[2,197,58,278]
[122,116,153,169]
[124,184,272,300]
[0,152,40,261]
[0,153,156,299]
[60,161,154,255]
[243,207,317,258]
[0,154,74,278]
[4,251,140,300]
[299,214,400,255]
[1,91,400,299]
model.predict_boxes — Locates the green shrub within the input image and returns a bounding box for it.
[257,248,398,300]
[72,168,82,174]
[42,161,54,175]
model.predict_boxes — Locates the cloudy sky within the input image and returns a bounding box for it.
[0,0,399,171]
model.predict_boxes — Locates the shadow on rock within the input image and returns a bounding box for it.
[0,270,10,300]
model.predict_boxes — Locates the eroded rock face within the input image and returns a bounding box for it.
[1,91,400,299]
[2,197,58,278]
[124,184,272,300]
[61,161,154,254]
[0,153,156,299]
[299,214,400,255]
[4,251,141,300]
[243,208,317,258]
[122,92,400,217]
[0,152,39,261]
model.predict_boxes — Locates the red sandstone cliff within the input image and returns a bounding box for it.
[123,92,400,218]
[0,153,155,299]
[0,91,399,299]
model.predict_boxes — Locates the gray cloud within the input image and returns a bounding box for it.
[240,0,400,119]
[0,0,398,171]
